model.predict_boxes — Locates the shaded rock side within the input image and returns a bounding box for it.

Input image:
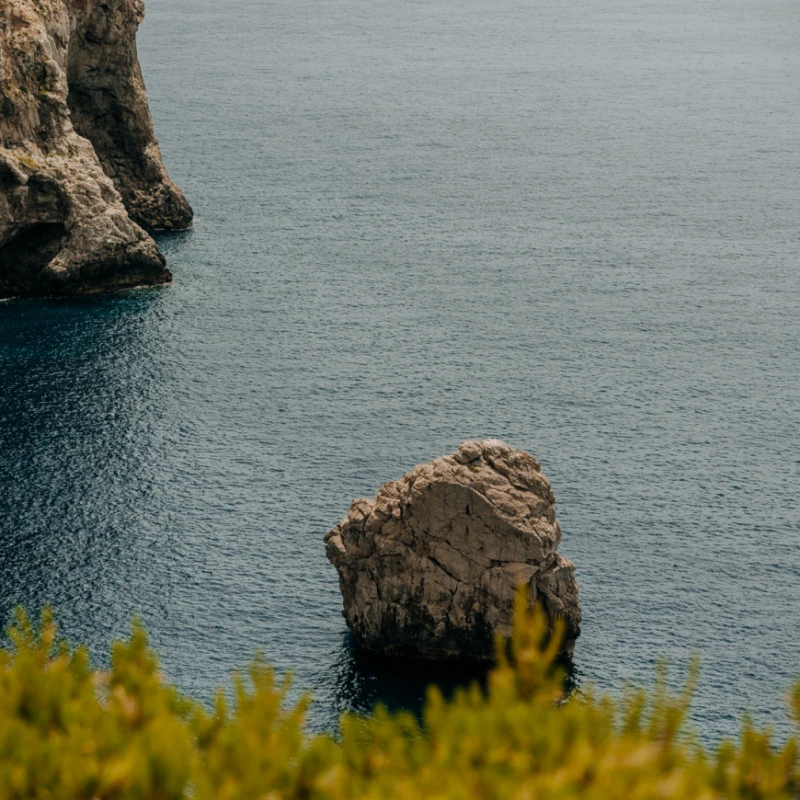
[0,0,191,298]
[66,0,192,230]
[325,439,581,660]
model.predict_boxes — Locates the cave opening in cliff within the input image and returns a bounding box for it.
[0,223,68,281]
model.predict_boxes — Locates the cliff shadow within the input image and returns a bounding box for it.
[0,288,175,651]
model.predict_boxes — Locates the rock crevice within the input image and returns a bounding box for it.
[0,0,191,298]
[325,439,582,660]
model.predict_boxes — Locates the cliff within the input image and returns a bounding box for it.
[0,0,191,298]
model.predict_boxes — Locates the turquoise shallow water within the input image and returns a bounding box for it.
[1,0,799,740]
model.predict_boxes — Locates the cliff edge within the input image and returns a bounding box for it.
[0,0,192,298]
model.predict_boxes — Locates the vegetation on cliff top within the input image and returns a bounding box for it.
[1,594,798,799]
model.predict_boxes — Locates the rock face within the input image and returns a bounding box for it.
[0,0,192,298]
[325,440,581,660]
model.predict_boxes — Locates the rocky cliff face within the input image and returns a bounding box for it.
[325,440,581,660]
[0,0,191,298]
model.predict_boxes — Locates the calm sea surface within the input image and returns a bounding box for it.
[1,0,798,741]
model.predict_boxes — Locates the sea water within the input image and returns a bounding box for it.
[1,0,798,741]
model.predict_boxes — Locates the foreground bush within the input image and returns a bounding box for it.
[0,595,798,799]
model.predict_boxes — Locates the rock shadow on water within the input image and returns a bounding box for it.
[329,632,577,728]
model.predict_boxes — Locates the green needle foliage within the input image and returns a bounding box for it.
[0,593,797,799]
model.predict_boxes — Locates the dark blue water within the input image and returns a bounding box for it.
[1,0,799,741]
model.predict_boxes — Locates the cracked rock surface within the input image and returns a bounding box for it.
[325,439,581,660]
[0,0,191,298]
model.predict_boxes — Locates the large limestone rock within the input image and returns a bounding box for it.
[325,440,581,660]
[0,0,192,298]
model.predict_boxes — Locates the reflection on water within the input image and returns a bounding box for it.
[330,634,491,723]
[0,291,177,652]
[322,633,578,733]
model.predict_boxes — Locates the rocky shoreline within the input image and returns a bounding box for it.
[0,0,191,298]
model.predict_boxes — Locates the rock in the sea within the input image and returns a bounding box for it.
[325,440,581,660]
[0,0,192,298]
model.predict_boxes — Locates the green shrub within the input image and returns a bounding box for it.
[0,594,797,799]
